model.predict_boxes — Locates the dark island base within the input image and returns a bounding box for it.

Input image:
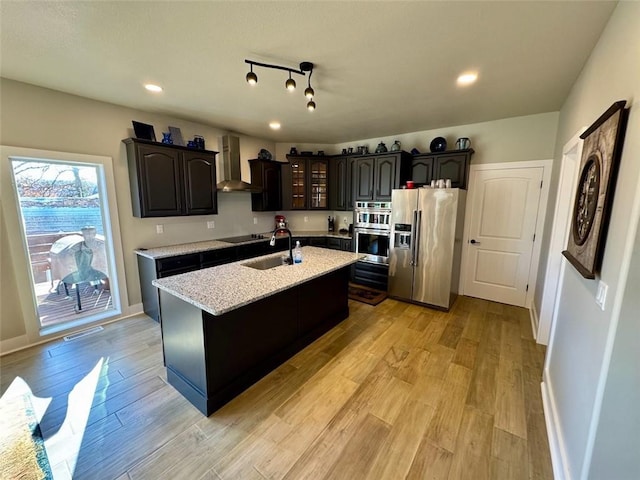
[159,266,350,416]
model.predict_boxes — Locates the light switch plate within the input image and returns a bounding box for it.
[207,221,215,229]
[596,280,608,310]
[304,216,309,223]
[156,224,164,234]
[253,217,258,225]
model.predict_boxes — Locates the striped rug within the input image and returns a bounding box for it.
[0,393,53,480]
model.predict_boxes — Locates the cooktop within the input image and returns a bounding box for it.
[218,234,267,244]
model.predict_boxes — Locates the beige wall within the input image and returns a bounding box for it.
[539,2,640,478]
[275,112,559,165]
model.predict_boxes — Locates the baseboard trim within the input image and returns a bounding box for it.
[530,302,540,343]
[0,304,144,357]
[0,334,30,356]
[541,378,571,480]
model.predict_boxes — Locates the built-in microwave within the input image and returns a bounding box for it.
[354,201,392,230]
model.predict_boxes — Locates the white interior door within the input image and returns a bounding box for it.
[463,167,544,306]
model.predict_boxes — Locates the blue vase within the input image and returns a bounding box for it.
[162,132,173,144]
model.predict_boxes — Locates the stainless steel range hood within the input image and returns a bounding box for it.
[216,135,262,193]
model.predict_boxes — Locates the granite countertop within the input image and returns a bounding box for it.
[135,230,352,260]
[152,246,362,316]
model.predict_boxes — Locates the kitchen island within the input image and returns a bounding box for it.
[153,246,361,415]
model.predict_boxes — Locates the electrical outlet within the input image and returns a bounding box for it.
[304,216,309,223]
[156,224,164,234]
[253,217,258,225]
[596,280,608,311]
[207,221,215,229]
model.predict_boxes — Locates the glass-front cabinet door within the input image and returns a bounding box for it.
[290,159,306,209]
[309,159,328,209]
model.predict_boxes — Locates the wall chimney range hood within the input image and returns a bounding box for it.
[216,135,262,193]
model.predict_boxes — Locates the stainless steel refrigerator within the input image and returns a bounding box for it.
[388,188,466,310]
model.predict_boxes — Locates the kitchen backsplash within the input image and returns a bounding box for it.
[137,193,353,248]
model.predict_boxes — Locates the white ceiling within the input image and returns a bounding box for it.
[0,1,616,144]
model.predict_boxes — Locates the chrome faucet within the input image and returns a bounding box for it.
[270,227,293,265]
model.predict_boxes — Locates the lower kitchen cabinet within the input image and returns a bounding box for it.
[352,261,388,291]
[326,237,353,252]
[200,248,237,268]
[138,253,203,323]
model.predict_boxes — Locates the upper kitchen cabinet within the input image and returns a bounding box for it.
[411,149,474,189]
[354,151,412,202]
[249,159,282,211]
[329,156,354,211]
[283,155,329,210]
[124,138,218,217]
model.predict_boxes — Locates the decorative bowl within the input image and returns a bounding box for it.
[430,137,447,152]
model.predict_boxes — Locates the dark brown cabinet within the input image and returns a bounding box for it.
[354,157,375,201]
[124,138,218,217]
[249,159,282,211]
[283,156,329,210]
[326,237,352,252]
[354,151,412,202]
[329,156,354,211]
[352,261,388,291]
[411,149,474,189]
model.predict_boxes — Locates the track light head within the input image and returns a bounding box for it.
[246,64,257,85]
[307,99,316,111]
[285,73,296,91]
[304,86,314,99]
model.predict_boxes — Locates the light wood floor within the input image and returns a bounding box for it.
[0,296,553,480]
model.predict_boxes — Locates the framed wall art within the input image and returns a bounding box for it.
[562,100,629,279]
[132,121,156,142]
[168,126,185,146]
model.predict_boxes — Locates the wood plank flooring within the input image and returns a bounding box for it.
[0,296,553,480]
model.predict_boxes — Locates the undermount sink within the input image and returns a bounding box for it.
[243,256,289,270]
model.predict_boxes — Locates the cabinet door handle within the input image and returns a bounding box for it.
[470,239,480,245]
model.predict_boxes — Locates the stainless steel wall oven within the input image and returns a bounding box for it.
[354,201,391,264]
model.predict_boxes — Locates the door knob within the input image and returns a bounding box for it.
[470,239,480,244]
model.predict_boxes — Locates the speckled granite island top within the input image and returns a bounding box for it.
[152,246,362,316]
[135,231,351,260]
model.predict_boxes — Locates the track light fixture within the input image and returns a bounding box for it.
[285,72,296,91]
[245,59,316,111]
[304,68,315,99]
[246,64,257,85]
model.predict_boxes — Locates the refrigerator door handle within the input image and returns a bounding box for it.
[413,210,422,267]
[410,210,418,265]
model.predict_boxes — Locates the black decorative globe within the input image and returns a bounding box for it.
[430,137,447,152]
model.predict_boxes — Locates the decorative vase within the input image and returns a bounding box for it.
[161,132,173,144]
[391,140,401,151]
[375,142,388,153]
[455,137,471,150]
[193,135,205,149]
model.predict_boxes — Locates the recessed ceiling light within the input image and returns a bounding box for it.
[269,122,281,130]
[144,83,163,93]
[457,72,478,86]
